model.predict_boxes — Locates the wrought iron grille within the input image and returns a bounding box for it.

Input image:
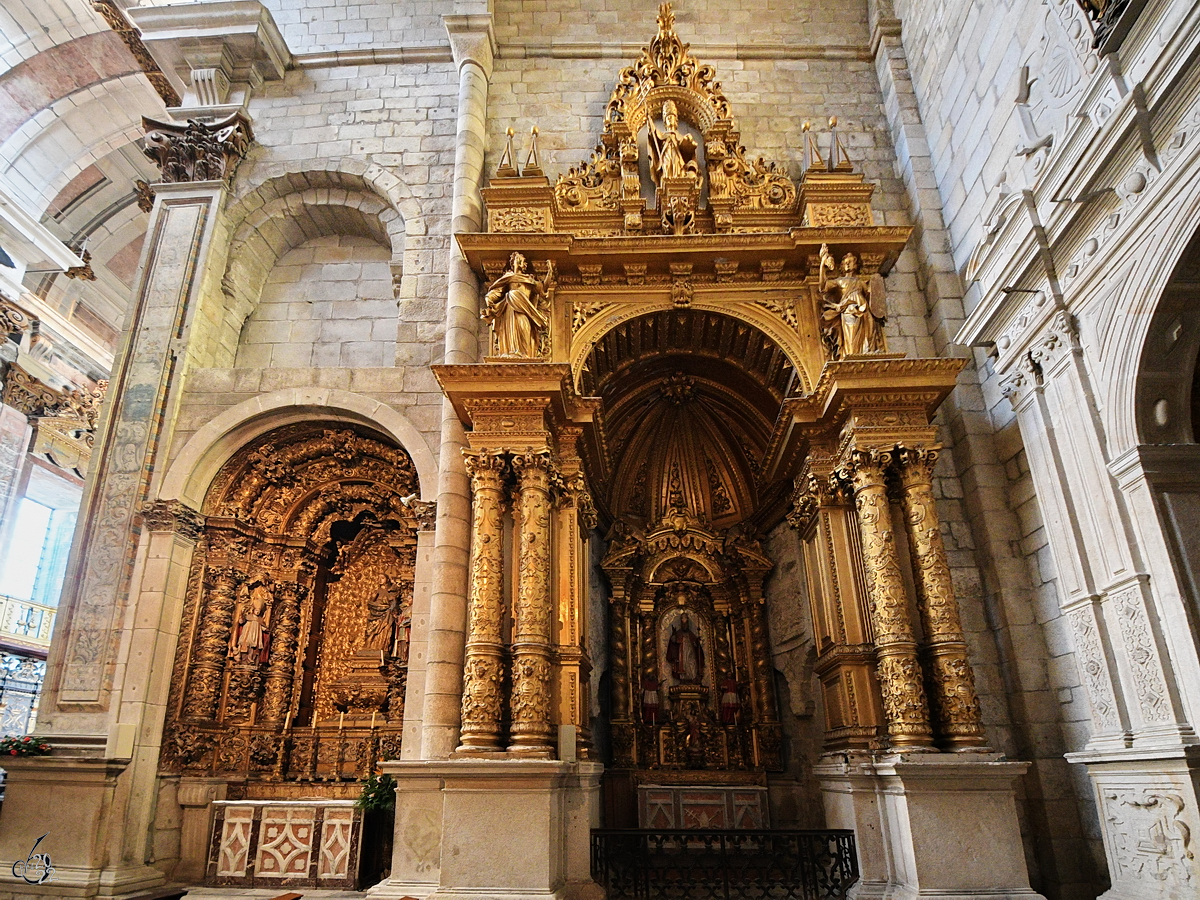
[591,829,858,900]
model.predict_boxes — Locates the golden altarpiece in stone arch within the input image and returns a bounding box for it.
[441,3,989,828]
[160,423,432,791]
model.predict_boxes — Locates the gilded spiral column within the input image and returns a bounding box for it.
[262,581,305,725]
[844,449,934,748]
[182,567,242,720]
[896,446,987,749]
[457,450,508,753]
[509,450,555,756]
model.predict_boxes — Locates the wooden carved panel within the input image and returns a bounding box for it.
[160,422,424,789]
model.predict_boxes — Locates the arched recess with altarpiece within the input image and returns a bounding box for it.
[157,422,432,886]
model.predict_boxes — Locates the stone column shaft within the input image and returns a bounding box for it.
[845,450,933,748]
[896,446,987,748]
[420,22,494,758]
[509,450,554,756]
[456,450,507,752]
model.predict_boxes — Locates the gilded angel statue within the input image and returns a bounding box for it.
[482,251,556,358]
[648,100,700,187]
[818,243,887,358]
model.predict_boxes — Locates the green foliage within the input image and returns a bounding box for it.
[356,772,396,812]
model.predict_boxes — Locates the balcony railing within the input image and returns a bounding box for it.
[591,829,858,900]
[0,595,55,652]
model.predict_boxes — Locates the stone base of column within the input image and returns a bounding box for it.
[815,751,1045,900]
[369,758,603,900]
[0,756,171,898]
[1066,745,1200,900]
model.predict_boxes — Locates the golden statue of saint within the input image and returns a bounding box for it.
[482,251,556,358]
[818,243,888,358]
[648,100,700,187]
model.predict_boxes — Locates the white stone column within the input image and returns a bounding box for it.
[420,14,496,759]
[1000,314,1200,899]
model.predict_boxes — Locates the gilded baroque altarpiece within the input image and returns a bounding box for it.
[441,3,989,815]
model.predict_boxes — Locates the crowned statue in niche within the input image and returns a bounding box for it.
[818,242,888,359]
[482,251,556,358]
[648,100,700,188]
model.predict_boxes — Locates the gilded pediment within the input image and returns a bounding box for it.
[481,3,876,239]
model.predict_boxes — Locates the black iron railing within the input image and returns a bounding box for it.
[591,829,858,900]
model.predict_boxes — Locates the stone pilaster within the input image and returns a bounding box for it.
[456,450,507,753]
[844,448,934,749]
[420,14,496,759]
[509,450,555,756]
[896,446,987,749]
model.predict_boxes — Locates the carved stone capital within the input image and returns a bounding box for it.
[141,499,205,541]
[142,111,253,184]
[0,298,32,339]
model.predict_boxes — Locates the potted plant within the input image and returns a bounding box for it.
[356,772,395,887]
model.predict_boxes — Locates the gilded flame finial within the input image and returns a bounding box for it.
[657,2,676,34]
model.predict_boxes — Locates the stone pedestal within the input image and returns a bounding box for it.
[175,777,228,883]
[0,756,165,898]
[370,759,603,900]
[815,752,1045,900]
[1066,746,1200,900]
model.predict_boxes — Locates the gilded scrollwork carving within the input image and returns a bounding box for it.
[555,147,622,211]
[0,298,31,338]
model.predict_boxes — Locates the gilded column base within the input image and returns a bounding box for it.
[509,647,555,757]
[456,643,506,754]
[875,645,935,749]
[923,643,989,750]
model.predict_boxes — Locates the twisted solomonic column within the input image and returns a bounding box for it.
[182,567,243,721]
[843,449,934,749]
[896,446,987,749]
[261,581,306,726]
[456,450,508,753]
[509,450,556,756]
